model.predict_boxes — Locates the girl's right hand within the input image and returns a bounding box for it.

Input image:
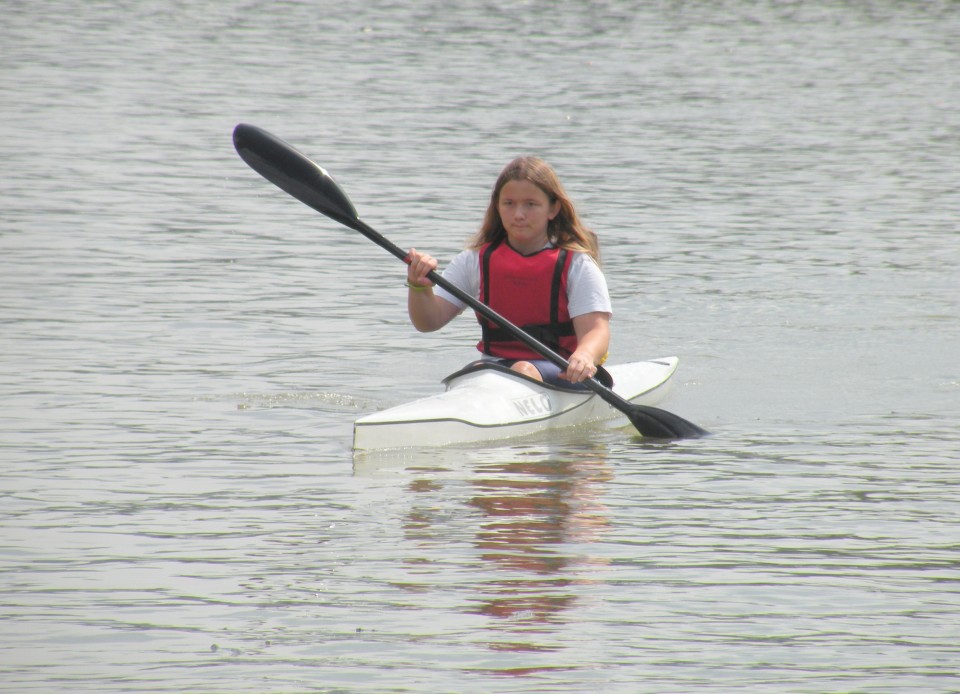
[406,248,438,288]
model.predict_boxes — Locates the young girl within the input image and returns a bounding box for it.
[405,156,611,388]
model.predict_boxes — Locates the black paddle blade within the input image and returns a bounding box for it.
[626,404,710,439]
[233,123,360,229]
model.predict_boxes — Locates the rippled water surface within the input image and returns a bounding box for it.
[2,1,959,691]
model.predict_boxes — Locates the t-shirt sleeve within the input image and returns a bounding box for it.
[567,254,613,317]
[433,249,480,313]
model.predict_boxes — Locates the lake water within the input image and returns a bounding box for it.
[2,1,958,691]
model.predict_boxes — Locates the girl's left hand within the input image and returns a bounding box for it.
[564,350,598,383]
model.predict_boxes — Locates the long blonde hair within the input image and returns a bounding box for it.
[470,156,600,264]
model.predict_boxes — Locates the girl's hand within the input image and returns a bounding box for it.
[563,349,599,383]
[406,248,438,288]
[565,312,610,383]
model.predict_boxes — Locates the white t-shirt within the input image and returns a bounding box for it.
[434,245,613,317]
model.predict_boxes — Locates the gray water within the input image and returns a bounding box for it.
[2,1,959,691]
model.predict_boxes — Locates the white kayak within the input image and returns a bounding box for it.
[353,356,680,450]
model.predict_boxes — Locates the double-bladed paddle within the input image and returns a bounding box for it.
[232,123,708,439]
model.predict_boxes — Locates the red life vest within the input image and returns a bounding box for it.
[476,239,578,359]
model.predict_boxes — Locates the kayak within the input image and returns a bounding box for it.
[353,356,680,450]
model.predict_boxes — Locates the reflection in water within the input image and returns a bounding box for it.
[392,445,613,654]
[469,457,612,630]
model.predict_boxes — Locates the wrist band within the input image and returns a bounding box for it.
[406,280,430,292]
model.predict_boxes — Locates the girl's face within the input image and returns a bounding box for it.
[497,179,560,254]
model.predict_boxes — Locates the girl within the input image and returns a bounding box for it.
[405,156,611,387]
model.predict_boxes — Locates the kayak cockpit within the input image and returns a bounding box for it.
[441,359,612,391]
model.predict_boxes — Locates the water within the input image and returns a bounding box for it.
[2,1,959,691]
